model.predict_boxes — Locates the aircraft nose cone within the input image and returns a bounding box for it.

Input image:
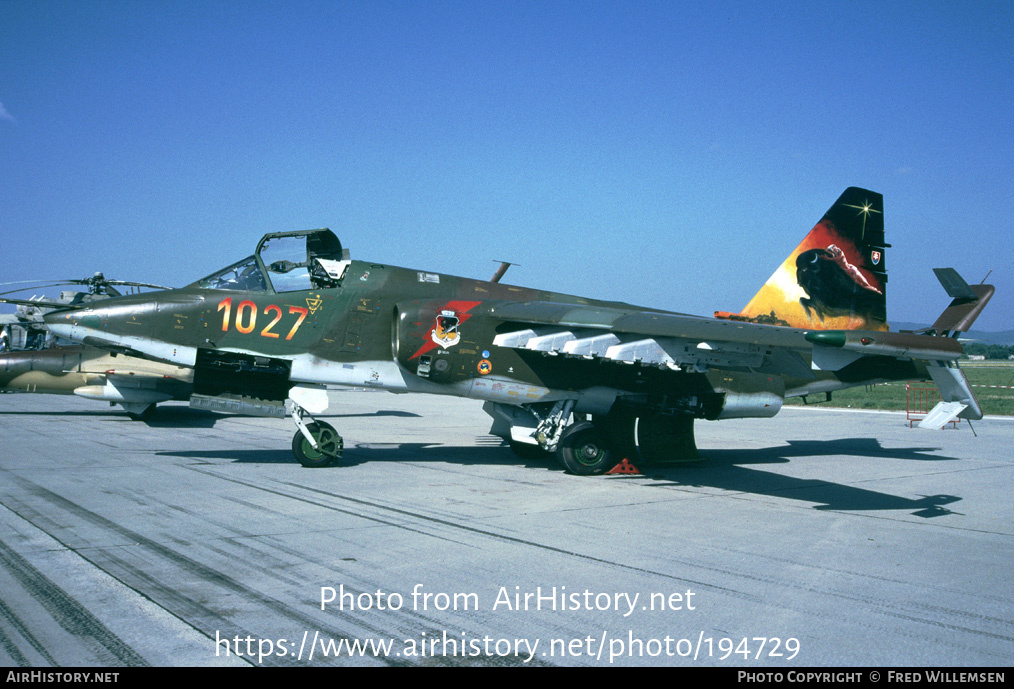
[43,299,157,343]
[41,296,196,367]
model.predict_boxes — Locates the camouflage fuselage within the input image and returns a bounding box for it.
[44,258,929,417]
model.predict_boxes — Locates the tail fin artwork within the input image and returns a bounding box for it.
[717,188,889,331]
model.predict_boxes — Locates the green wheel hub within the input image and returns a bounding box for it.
[292,421,344,468]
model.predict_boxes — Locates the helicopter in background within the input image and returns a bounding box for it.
[0,273,192,419]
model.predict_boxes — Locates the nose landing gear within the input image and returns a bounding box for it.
[287,385,343,468]
[291,420,344,468]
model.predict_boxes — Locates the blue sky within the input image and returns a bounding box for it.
[1,0,1011,331]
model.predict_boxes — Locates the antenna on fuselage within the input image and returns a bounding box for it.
[490,261,517,283]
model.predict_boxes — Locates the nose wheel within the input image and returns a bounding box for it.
[291,421,344,468]
[285,388,342,467]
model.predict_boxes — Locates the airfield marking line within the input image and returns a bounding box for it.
[182,463,748,599]
[175,434,1014,633]
[225,470,1011,638]
[1,473,409,666]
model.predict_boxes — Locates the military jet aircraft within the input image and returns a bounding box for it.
[0,344,193,419]
[40,188,994,474]
[0,274,187,419]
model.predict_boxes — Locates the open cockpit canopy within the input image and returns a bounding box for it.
[194,229,350,293]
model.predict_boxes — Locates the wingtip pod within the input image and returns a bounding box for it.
[727,187,889,332]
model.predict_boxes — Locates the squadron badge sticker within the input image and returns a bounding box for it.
[477,359,492,375]
[431,310,461,348]
[408,300,483,361]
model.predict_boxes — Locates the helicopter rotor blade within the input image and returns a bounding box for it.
[102,280,174,290]
[0,278,173,297]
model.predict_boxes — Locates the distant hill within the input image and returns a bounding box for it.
[891,322,1014,346]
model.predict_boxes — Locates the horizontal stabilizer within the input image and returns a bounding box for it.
[930,269,994,335]
[805,329,963,363]
[933,268,978,300]
[917,401,968,430]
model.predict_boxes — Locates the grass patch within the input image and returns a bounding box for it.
[785,364,1014,416]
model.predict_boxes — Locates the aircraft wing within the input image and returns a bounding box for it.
[490,301,816,378]
[489,300,971,382]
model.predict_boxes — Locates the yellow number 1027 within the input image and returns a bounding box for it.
[217,298,309,341]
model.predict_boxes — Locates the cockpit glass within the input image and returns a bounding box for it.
[197,257,268,291]
[192,230,346,293]
[260,235,313,293]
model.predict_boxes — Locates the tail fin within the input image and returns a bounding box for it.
[717,187,889,331]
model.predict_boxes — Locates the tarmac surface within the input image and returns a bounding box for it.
[0,389,1011,667]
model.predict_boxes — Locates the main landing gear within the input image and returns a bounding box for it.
[490,402,700,476]
[556,421,616,476]
[557,412,699,476]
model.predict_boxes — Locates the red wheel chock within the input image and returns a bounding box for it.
[607,458,642,475]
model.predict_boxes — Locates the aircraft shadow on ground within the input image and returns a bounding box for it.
[0,405,421,432]
[637,437,961,518]
[0,406,225,427]
[0,409,117,418]
[139,407,422,428]
[156,435,962,518]
[157,439,544,469]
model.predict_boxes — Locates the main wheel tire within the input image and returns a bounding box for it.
[557,422,614,476]
[292,421,344,468]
